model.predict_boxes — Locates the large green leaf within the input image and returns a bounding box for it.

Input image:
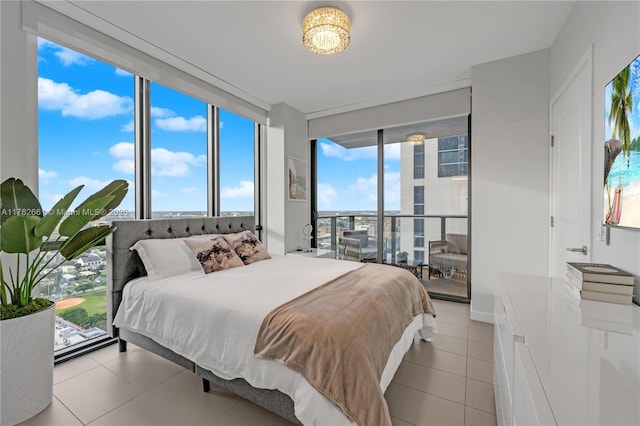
[0,178,43,225]
[58,195,115,237]
[75,180,129,221]
[59,225,115,260]
[0,215,41,254]
[34,185,84,239]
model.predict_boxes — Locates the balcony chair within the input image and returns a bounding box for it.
[428,233,468,282]
[338,230,377,262]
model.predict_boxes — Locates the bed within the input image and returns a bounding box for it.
[107,216,437,425]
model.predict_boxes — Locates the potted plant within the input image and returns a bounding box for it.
[0,177,128,426]
[396,251,408,263]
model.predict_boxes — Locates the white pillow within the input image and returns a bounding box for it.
[130,239,204,279]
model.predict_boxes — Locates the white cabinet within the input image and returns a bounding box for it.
[512,342,555,426]
[495,286,555,426]
[494,274,640,426]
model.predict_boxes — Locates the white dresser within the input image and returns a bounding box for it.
[494,274,640,426]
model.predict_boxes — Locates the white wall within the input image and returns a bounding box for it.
[0,1,38,188]
[264,103,309,254]
[551,1,640,278]
[471,49,551,322]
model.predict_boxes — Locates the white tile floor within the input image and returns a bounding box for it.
[21,299,496,426]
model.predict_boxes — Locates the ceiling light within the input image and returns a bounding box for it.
[302,7,350,55]
[407,134,425,145]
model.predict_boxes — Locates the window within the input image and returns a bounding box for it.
[219,109,255,215]
[413,250,424,264]
[38,38,135,353]
[150,82,208,217]
[438,135,468,178]
[413,218,424,248]
[316,135,379,259]
[413,143,425,179]
[413,185,424,215]
[37,39,263,356]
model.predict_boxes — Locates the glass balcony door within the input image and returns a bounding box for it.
[314,116,471,302]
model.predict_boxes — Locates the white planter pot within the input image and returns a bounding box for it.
[1,304,55,426]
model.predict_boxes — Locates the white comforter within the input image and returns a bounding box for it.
[113,254,436,425]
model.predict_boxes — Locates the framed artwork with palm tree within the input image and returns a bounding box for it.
[604,54,640,229]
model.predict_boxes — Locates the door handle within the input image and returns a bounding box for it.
[566,246,588,255]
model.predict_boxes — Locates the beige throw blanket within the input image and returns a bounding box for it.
[254,263,436,426]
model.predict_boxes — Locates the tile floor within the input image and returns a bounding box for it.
[21,299,496,426]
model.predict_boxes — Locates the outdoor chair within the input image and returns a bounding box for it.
[338,230,377,262]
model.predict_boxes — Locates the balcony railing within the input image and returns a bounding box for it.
[315,213,468,265]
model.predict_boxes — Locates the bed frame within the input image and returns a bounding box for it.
[106,216,299,424]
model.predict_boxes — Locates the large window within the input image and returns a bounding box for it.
[38,38,135,353]
[316,134,379,258]
[38,39,262,356]
[413,143,425,179]
[219,109,255,215]
[150,82,207,217]
[438,135,468,178]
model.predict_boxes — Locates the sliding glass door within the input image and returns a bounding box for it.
[314,117,471,301]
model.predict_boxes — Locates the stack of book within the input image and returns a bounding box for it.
[566,262,634,304]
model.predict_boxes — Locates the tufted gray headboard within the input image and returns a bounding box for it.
[106,216,255,336]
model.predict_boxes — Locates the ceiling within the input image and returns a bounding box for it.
[69,1,575,118]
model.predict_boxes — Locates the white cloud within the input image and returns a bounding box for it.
[38,78,133,119]
[319,142,400,161]
[152,147,206,176]
[384,172,401,209]
[68,176,112,191]
[55,47,94,67]
[345,172,401,209]
[121,120,134,132]
[385,144,401,160]
[39,169,58,183]
[221,181,254,198]
[320,143,375,161]
[38,39,93,67]
[317,183,337,209]
[113,159,135,175]
[110,142,135,174]
[182,187,198,193]
[109,142,134,158]
[151,107,175,118]
[152,190,163,198]
[155,115,206,132]
[108,142,205,177]
[114,68,132,77]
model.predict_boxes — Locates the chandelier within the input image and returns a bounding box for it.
[407,134,425,145]
[302,7,350,55]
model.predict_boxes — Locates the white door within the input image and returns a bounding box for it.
[550,52,592,278]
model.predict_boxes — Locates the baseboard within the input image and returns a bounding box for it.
[470,309,495,324]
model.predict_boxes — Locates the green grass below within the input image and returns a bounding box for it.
[56,289,107,317]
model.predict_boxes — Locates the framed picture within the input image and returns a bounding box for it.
[604,54,640,229]
[287,156,307,201]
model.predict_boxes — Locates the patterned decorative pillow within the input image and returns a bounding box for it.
[183,236,245,273]
[224,230,271,265]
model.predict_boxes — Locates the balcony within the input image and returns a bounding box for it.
[316,213,469,300]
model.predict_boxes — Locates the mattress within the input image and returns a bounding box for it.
[113,254,437,425]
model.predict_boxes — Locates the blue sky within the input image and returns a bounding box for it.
[37,38,402,214]
[38,39,254,213]
[317,140,402,211]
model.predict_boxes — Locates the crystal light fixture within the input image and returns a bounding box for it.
[407,133,425,145]
[302,7,350,55]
